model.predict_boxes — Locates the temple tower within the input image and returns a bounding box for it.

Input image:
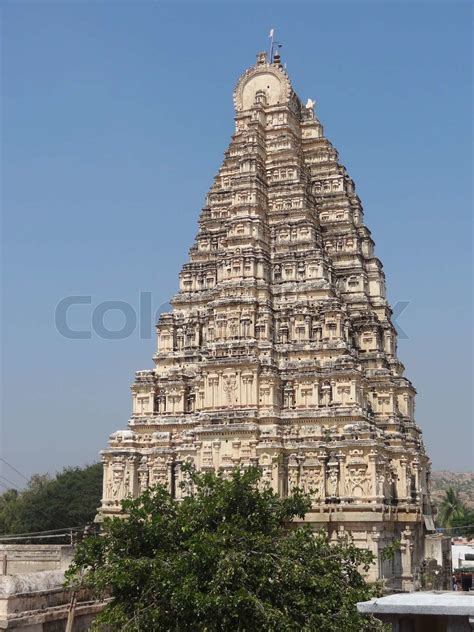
[100,51,433,590]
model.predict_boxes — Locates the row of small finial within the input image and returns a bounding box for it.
[256,50,282,68]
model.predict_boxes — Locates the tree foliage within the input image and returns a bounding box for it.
[0,489,20,534]
[438,487,463,528]
[67,466,385,631]
[436,487,474,537]
[0,463,102,535]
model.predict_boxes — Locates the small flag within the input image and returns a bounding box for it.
[269,29,274,38]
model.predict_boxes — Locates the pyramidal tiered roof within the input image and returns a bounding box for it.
[101,51,433,589]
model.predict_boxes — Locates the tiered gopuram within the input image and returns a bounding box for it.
[101,50,434,589]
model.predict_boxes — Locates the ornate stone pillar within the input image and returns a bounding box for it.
[138,457,149,494]
[368,450,379,503]
[399,455,408,502]
[194,441,202,469]
[125,455,138,497]
[336,451,346,500]
[165,457,174,495]
[400,526,414,591]
[313,378,320,406]
[101,455,111,504]
[131,392,138,415]
[318,451,327,501]
[274,453,285,496]
[287,454,300,494]
[110,458,125,505]
[174,460,183,499]
[370,527,382,580]
[350,379,357,403]
[212,440,221,470]
[303,315,309,340]
[232,440,241,465]
[413,457,421,503]
[242,372,254,407]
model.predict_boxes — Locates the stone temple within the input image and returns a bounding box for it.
[100,50,436,590]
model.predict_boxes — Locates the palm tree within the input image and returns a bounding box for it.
[438,487,464,528]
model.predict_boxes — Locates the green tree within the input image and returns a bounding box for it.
[67,467,385,632]
[450,506,474,537]
[0,463,103,535]
[438,487,464,529]
[0,489,20,534]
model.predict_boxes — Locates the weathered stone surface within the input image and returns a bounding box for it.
[0,570,106,631]
[0,545,74,575]
[0,571,65,597]
[100,50,434,589]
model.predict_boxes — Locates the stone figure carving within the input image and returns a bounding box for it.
[111,469,123,498]
[303,468,321,497]
[287,454,300,492]
[223,374,237,405]
[260,466,273,489]
[122,470,131,497]
[288,467,299,492]
[106,472,114,499]
[186,391,195,413]
[406,469,412,498]
[320,381,332,406]
[345,467,370,497]
[326,463,339,497]
[151,468,168,488]
[138,469,149,493]
[376,472,385,497]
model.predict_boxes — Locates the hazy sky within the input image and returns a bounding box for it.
[1,1,472,487]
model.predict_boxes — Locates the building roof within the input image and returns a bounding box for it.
[452,544,474,570]
[357,592,474,617]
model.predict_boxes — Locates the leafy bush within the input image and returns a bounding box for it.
[68,466,385,631]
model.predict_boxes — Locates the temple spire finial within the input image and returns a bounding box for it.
[268,28,283,64]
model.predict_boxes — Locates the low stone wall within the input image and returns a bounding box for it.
[0,571,107,631]
[0,546,75,576]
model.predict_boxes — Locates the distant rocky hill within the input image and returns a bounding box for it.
[431,471,474,509]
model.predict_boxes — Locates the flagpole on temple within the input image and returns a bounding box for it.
[269,28,275,62]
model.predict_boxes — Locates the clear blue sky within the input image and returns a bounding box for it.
[1,1,472,485]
